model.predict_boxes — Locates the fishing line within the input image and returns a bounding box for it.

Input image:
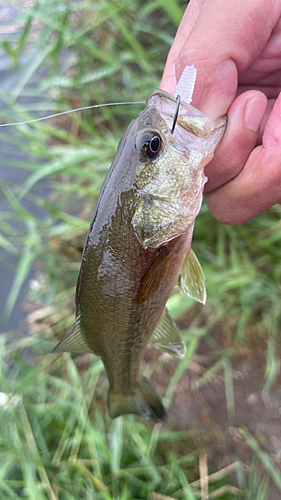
[0,101,146,128]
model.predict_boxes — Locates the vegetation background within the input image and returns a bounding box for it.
[0,0,281,499]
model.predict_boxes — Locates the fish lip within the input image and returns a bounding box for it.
[147,88,178,104]
[147,88,193,108]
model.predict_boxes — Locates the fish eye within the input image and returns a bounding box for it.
[137,131,162,160]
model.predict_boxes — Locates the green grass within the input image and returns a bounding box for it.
[1,0,281,498]
[0,336,252,500]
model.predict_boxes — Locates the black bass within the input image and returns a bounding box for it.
[53,89,226,422]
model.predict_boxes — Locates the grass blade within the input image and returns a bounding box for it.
[2,247,36,323]
[240,428,281,491]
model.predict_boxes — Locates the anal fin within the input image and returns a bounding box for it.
[150,308,186,359]
[52,316,92,354]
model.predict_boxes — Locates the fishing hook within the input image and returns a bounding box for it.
[171,95,180,134]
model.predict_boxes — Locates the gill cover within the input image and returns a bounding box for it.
[131,90,227,249]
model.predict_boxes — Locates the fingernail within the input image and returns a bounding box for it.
[245,96,267,133]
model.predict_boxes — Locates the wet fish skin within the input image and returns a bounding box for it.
[53,89,227,422]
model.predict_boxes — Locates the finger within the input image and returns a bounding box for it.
[160,0,205,94]
[175,0,280,118]
[235,91,276,144]
[257,98,275,144]
[204,91,267,193]
[205,92,281,225]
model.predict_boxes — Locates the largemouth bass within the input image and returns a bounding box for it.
[53,89,226,422]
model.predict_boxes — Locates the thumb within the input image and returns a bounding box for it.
[176,0,278,118]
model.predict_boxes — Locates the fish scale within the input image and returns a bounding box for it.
[53,87,227,422]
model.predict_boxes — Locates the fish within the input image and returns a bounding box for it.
[52,89,227,422]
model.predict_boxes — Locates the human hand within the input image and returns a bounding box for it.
[161,0,281,224]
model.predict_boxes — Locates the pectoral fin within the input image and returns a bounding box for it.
[150,308,186,358]
[52,316,92,354]
[179,249,206,305]
[134,246,172,304]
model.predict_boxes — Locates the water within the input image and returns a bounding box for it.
[0,7,50,333]
[0,69,49,332]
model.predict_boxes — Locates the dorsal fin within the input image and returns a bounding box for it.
[52,316,92,354]
[150,308,186,358]
[179,249,206,304]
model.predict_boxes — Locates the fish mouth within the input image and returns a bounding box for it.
[146,89,224,140]
[146,88,195,120]
[146,89,186,132]
[147,89,180,105]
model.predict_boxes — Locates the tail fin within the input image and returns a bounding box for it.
[108,377,167,422]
